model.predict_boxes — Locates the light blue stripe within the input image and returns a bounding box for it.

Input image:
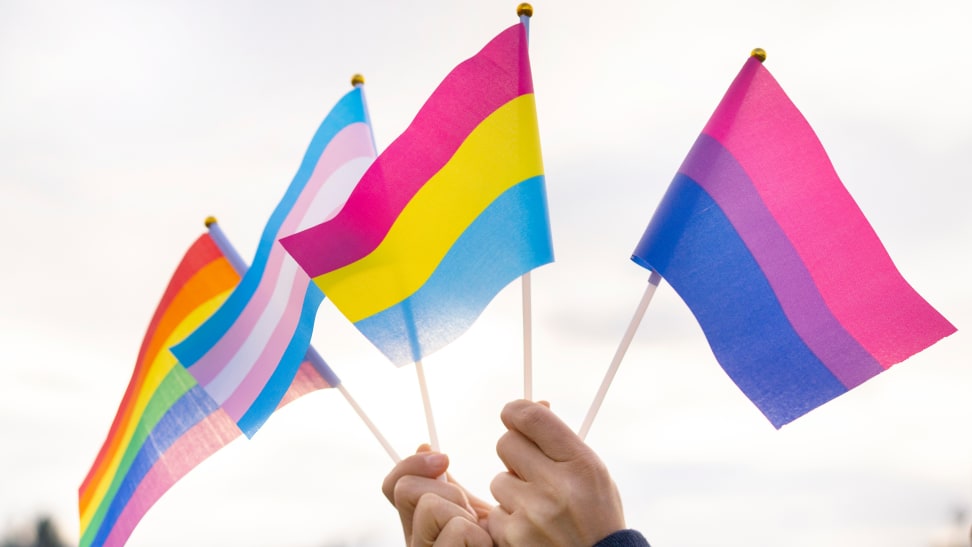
[237,284,327,437]
[173,88,368,367]
[353,176,553,366]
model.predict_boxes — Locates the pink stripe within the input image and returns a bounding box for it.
[102,413,240,547]
[281,24,531,277]
[222,267,310,420]
[278,360,331,406]
[703,58,955,366]
[189,245,287,385]
[280,122,375,237]
[187,123,374,385]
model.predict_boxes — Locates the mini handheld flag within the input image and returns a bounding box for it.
[79,232,334,547]
[172,84,376,436]
[631,51,956,428]
[281,24,553,367]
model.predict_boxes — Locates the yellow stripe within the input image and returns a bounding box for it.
[79,291,229,528]
[313,94,543,322]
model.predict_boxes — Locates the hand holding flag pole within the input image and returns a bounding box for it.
[206,217,400,463]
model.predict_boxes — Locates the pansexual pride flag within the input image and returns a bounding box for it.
[281,24,553,366]
[79,232,334,547]
[632,53,955,428]
[172,86,376,436]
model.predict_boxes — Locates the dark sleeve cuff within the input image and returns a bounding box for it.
[592,529,650,547]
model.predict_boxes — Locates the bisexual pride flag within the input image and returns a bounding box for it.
[282,24,553,366]
[632,53,956,428]
[80,231,334,547]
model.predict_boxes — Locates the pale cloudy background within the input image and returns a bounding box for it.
[1,1,970,546]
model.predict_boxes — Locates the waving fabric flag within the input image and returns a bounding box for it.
[79,233,334,547]
[281,24,553,366]
[632,53,956,428]
[172,86,376,436]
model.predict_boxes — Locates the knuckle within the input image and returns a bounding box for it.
[392,475,418,508]
[516,403,547,430]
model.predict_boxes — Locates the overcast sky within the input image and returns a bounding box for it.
[1,1,970,546]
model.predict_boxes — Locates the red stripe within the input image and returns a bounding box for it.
[79,235,231,500]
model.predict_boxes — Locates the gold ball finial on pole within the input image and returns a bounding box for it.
[750,48,767,62]
[351,73,365,87]
[205,215,218,227]
[517,3,533,17]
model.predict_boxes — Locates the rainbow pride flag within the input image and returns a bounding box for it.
[281,24,553,366]
[79,232,334,547]
[172,86,376,436]
[632,54,956,428]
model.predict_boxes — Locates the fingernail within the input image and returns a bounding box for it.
[424,453,447,467]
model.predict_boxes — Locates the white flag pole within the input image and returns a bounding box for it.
[414,359,440,452]
[205,216,400,462]
[578,271,662,440]
[518,2,535,400]
[522,272,534,401]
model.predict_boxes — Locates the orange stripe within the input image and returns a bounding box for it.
[79,257,237,511]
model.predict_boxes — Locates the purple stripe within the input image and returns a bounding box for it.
[679,134,883,388]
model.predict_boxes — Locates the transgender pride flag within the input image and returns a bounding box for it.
[632,53,956,428]
[172,85,376,436]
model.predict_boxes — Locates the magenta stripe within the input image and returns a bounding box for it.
[282,24,531,277]
[703,57,955,366]
[679,134,882,388]
[185,123,373,385]
[221,266,310,420]
[280,122,375,237]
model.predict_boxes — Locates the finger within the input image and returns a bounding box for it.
[382,450,449,503]
[410,493,481,546]
[486,505,517,547]
[446,475,494,522]
[393,472,469,542]
[494,428,551,483]
[489,470,534,514]
[465,491,494,524]
[433,517,492,547]
[500,399,586,462]
[395,474,472,517]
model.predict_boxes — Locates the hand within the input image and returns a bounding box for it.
[382,445,493,546]
[488,400,626,547]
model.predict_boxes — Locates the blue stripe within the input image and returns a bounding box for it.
[173,88,368,366]
[632,174,846,428]
[91,381,220,545]
[237,285,327,436]
[354,175,553,366]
